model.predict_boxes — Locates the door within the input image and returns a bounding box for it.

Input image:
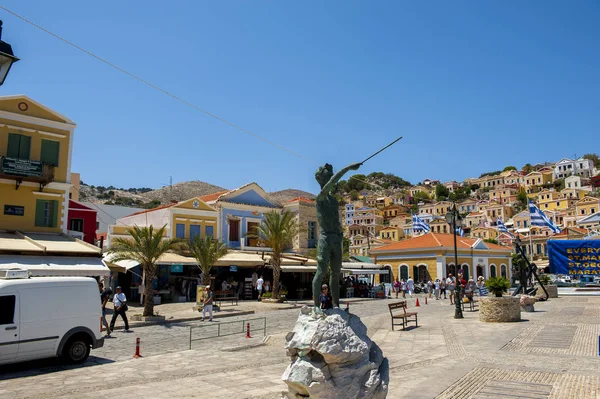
[0,293,19,364]
[247,222,259,247]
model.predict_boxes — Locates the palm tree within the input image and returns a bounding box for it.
[249,210,297,299]
[187,236,228,286]
[108,225,181,317]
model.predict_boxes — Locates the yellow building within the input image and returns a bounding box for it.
[0,95,76,234]
[107,196,219,247]
[538,196,578,212]
[560,188,586,200]
[371,233,512,282]
[379,226,402,241]
[470,227,499,241]
[575,196,600,219]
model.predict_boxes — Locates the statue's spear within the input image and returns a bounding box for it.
[360,136,403,164]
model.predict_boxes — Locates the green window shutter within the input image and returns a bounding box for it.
[19,135,31,160]
[7,133,20,158]
[51,200,59,227]
[41,140,60,166]
[35,200,46,227]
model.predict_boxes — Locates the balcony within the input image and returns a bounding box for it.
[0,156,55,189]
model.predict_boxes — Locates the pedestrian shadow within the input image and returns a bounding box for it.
[0,356,115,380]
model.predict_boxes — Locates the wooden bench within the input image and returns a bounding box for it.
[388,301,418,330]
[213,290,238,307]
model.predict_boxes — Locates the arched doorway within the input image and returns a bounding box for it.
[501,264,507,278]
[381,265,392,284]
[461,264,470,280]
[412,266,418,281]
[417,265,430,283]
[490,265,497,278]
[447,264,456,276]
[399,265,409,280]
[476,265,484,278]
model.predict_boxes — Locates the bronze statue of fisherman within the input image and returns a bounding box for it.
[313,162,362,309]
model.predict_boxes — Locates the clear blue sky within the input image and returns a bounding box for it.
[2,1,599,194]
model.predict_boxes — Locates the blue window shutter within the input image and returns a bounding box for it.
[205,226,214,238]
[176,224,186,239]
[190,225,201,240]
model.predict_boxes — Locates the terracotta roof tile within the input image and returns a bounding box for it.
[288,197,315,204]
[198,190,229,203]
[371,232,508,252]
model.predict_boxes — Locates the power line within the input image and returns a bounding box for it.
[3,6,391,194]
[0,5,312,162]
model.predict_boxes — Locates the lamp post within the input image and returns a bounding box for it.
[0,21,19,86]
[445,203,463,319]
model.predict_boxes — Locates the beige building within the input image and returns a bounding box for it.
[284,197,319,255]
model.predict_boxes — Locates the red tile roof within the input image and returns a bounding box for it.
[288,197,315,204]
[198,190,229,203]
[371,232,508,252]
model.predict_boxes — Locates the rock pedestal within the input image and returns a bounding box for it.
[282,307,388,399]
[479,297,521,322]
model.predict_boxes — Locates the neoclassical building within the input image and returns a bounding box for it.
[371,232,512,282]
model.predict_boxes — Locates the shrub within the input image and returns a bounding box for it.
[538,274,552,286]
[262,292,272,299]
[486,276,511,297]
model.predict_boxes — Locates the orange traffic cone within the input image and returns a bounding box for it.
[415,297,420,307]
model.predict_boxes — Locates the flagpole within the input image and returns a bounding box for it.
[529,228,534,262]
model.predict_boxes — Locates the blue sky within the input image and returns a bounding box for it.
[2,1,599,194]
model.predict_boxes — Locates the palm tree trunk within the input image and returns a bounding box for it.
[143,266,155,317]
[272,263,281,299]
[201,266,211,286]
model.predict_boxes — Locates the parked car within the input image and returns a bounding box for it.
[0,270,104,365]
[553,275,575,287]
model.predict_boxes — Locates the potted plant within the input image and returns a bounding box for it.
[479,276,521,322]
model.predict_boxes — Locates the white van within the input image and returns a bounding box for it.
[0,271,104,365]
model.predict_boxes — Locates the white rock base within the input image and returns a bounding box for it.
[282,307,389,399]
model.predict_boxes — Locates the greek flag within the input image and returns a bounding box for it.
[528,201,561,234]
[455,226,464,237]
[412,214,430,233]
[497,218,514,237]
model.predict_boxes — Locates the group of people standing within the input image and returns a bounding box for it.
[392,273,489,303]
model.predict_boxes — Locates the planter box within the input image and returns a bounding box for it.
[544,285,558,298]
[130,315,166,322]
[480,297,521,322]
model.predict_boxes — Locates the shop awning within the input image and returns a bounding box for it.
[158,253,198,266]
[0,255,109,277]
[281,265,317,273]
[102,253,140,273]
[343,269,389,275]
[341,262,383,270]
[213,252,266,267]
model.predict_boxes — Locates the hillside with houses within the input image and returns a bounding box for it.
[342,155,600,264]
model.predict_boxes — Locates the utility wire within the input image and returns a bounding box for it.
[3,6,391,194]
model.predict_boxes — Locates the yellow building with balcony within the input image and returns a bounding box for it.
[0,95,76,234]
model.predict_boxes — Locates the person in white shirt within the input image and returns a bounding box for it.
[221,279,230,291]
[406,277,414,298]
[434,279,441,300]
[446,274,456,305]
[256,275,265,301]
[110,286,130,332]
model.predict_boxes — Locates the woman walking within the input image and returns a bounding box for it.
[393,278,400,299]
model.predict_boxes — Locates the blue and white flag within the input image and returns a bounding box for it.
[412,214,430,234]
[497,218,514,237]
[528,201,561,234]
[455,226,464,237]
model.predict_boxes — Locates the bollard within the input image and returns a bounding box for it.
[245,322,252,338]
[133,337,142,358]
[346,302,350,313]
[425,296,428,305]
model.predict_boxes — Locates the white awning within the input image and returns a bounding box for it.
[0,255,110,277]
[281,265,317,273]
[102,253,140,273]
[341,262,383,269]
[343,269,389,275]
[213,252,266,267]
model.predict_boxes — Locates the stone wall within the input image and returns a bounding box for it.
[479,297,521,322]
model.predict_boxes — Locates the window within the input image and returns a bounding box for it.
[581,210,585,215]
[7,133,31,159]
[96,222,100,229]
[307,221,316,241]
[229,219,240,241]
[0,295,16,324]
[190,224,201,239]
[40,139,60,166]
[175,223,185,238]
[70,218,84,232]
[35,199,58,227]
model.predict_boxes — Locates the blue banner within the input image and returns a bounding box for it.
[548,240,600,276]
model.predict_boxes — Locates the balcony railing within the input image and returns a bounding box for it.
[0,156,55,189]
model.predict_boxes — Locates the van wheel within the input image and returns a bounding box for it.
[64,337,91,364]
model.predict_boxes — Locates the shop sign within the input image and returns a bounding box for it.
[171,264,183,273]
[4,205,24,216]
[1,157,44,178]
[230,265,238,272]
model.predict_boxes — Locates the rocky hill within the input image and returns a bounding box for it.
[269,189,316,204]
[139,181,226,204]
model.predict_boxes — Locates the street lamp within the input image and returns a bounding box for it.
[445,203,463,319]
[0,21,19,86]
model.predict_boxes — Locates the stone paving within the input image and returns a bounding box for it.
[0,295,599,398]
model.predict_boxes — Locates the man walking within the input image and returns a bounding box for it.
[202,285,213,321]
[110,286,130,332]
[434,278,441,300]
[406,276,414,298]
[256,275,264,301]
[446,274,456,305]
[99,282,111,337]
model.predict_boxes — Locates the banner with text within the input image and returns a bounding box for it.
[548,240,600,276]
